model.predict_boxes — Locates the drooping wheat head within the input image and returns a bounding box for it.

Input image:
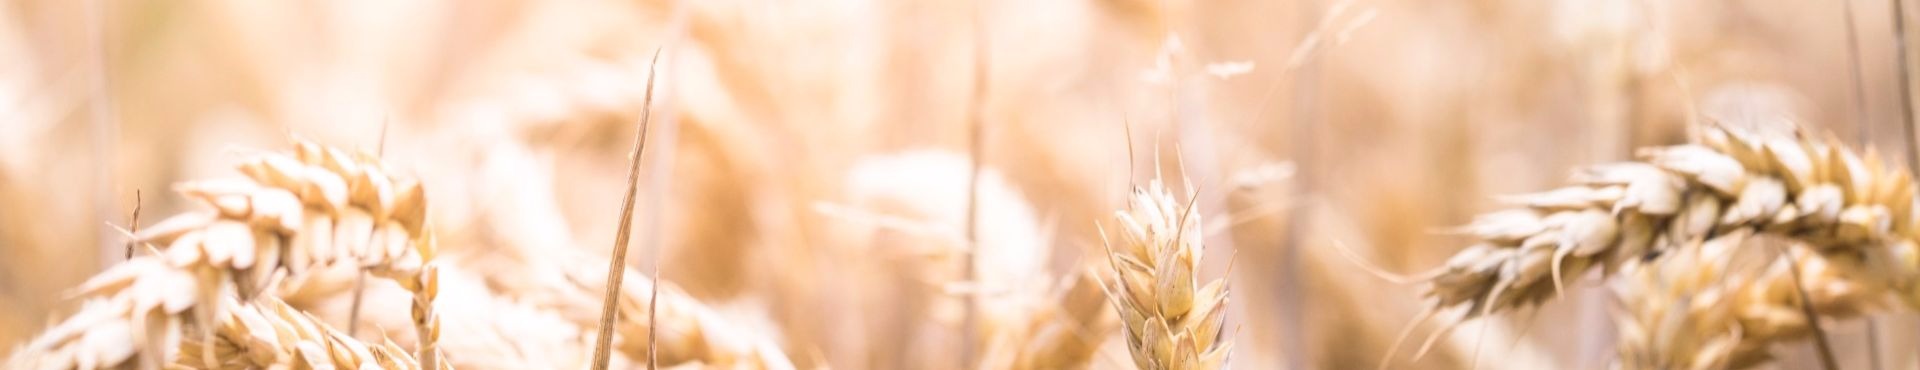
[1402,121,1920,364]
[1410,124,1913,326]
[3,139,440,369]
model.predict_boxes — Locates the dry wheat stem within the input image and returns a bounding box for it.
[126,189,141,260]
[1100,178,1231,370]
[590,46,661,370]
[960,4,992,366]
[4,139,438,369]
[1896,0,1920,171]
[348,118,397,340]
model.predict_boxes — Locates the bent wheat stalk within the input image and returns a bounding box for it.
[1100,179,1231,370]
[3,139,440,369]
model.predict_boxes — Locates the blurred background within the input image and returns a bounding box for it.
[3,0,1918,368]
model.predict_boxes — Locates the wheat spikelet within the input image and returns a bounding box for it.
[977,271,1114,370]
[1100,179,1231,370]
[410,263,442,370]
[3,139,440,369]
[1403,122,1919,359]
[175,296,422,370]
[1614,230,1908,369]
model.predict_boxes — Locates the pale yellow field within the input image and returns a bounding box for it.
[2,1,1917,369]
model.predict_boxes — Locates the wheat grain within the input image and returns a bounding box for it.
[1100,178,1231,370]
[3,139,440,369]
[175,296,423,370]
[1613,230,1909,369]
[1400,123,1919,361]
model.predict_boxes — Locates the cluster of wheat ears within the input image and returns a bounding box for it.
[8,109,1920,370]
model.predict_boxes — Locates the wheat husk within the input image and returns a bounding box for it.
[1101,178,1232,370]
[1413,123,1918,330]
[1614,230,1910,369]
[3,139,440,369]
[175,296,424,370]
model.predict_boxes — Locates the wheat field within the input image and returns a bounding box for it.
[5,0,1920,369]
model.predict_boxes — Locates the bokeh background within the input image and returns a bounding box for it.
[3,0,1918,368]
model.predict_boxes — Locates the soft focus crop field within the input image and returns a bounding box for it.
[4,1,1920,369]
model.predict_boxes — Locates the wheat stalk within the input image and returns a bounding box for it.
[1614,229,1909,370]
[1100,178,1231,370]
[3,139,440,369]
[175,296,423,369]
[411,262,443,370]
[1394,122,1920,363]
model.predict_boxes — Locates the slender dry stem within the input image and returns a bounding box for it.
[124,189,139,259]
[1898,0,1919,169]
[961,3,991,367]
[590,47,662,370]
[1776,243,1839,370]
[348,117,394,339]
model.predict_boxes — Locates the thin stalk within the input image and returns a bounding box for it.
[1845,0,1873,143]
[1897,0,1919,169]
[1777,245,1840,370]
[960,5,990,367]
[590,47,663,370]
[88,0,118,270]
[347,119,391,338]
[1894,3,1919,368]
[346,273,367,337]
[1838,2,1884,366]
[123,190,139,259]
[644,7,693,367]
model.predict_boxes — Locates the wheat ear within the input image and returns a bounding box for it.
[175,296,422,369]
[1404,123,1917,358]
[1614,230,1909,370]
[3,139,438,369]
[1100,179,1232,370]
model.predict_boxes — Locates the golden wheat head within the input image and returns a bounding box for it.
[1101,179,1231,370]
[4,139,439,369]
